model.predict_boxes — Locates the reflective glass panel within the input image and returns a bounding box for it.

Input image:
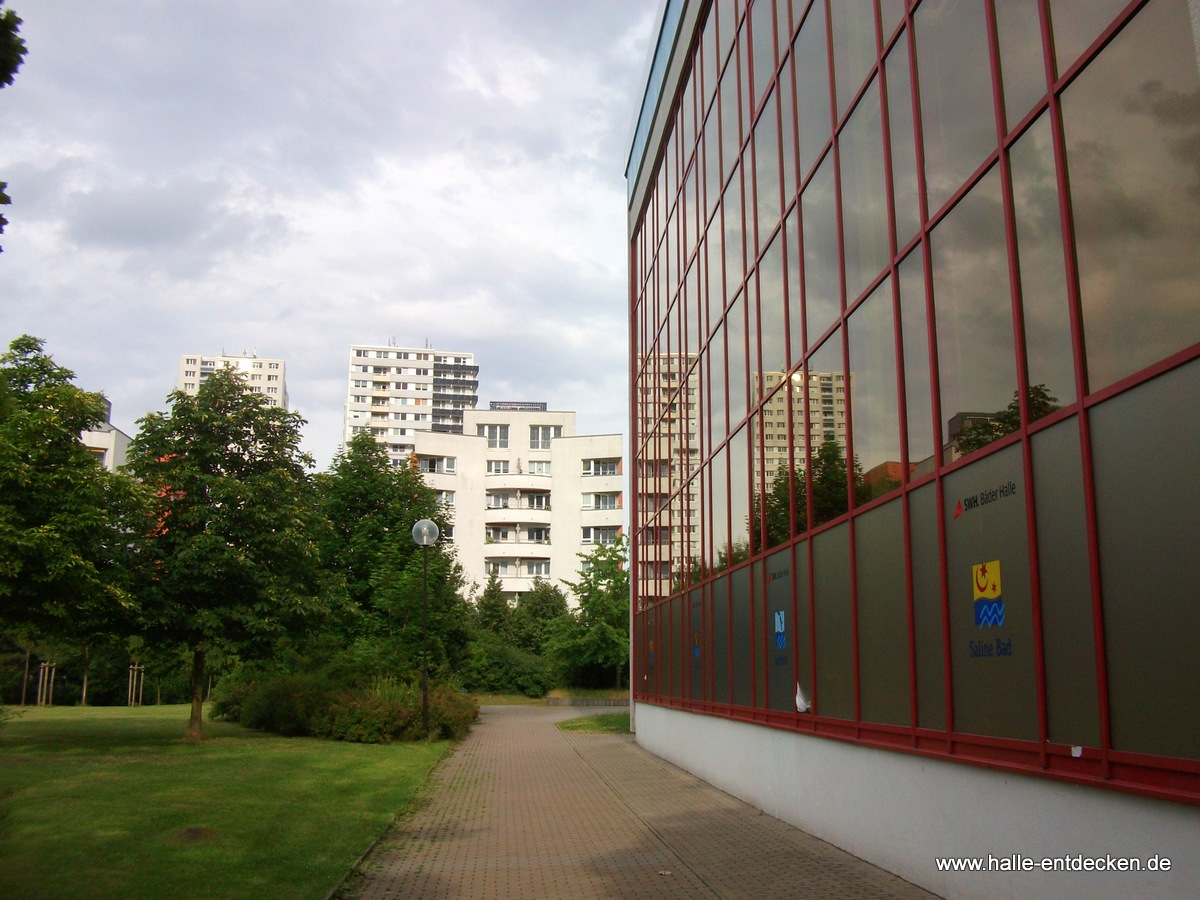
[885,32,921,248]
[727,294,749,427]
[724,172,746,295]
[708,322,728,445]
[848,277,901,501]
[839,77,890,304]
[779,50,798,204]
[705,99,722,220]
[995,0,1048,130]
[898,250,935,475]
[721,49,742,181]
[754,91,782,244]
[1009,113,1074,414]
[794,1,833,178]
[706,218,725,332]
[1048,0,1129,76]
[880,0,906,39]
[802,154,840,346]
[915,0,997,211]
[750,0,776,107]
[710,447,730,569]
[931,168,1017,462]
[785,205,803,365]
[831,0,878,119]
[1061,0,1200,391]
[807,330,850,525]
[758,230,787,378]
[728,426,751,564]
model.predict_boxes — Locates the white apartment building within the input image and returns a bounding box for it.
[411,403,623,601]
[344,343,478,467]
[177,353,288,408]
[81,399,131,472]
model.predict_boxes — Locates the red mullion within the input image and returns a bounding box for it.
[1036,0,1114,781]
[901,10,954,754]
[984,0,1050,770]
[873,0,919,746]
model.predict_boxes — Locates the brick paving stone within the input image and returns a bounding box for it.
[342,705,941,900]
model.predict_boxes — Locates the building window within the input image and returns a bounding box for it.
[582,526,619,545]
[487,526,512,542]
[486,460,510,475]
[269,362,279,369]
[529,424,562,449]
[528,460,551,475]
[527,493,550,510]
[486,561,510,576]
[436,490,454,507]
[486,493,511,509]
[583,492,621,510]
[478,424,509,449]
[419,456,455,475]
[527,527,550,543]
[526,560,550,577]
[583,458,620,476]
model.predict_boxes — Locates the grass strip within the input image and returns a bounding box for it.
[556,713,631,734]
[0,704,448,900]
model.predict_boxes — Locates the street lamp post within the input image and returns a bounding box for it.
[411,518,439,740]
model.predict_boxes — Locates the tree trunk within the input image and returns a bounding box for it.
[184,647,206,742]
[21,649,29,706]
[81,646,91,706]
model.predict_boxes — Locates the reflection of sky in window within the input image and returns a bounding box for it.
[1010,114,1074,410]
[803,155,840,346]
[915,0,996,213]
[1062,0,1200,391]
[848,278,901,475]
[931,168,1016,435]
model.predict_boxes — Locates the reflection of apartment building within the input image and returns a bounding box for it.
[751,370,849,489]
[413,403,621,601]
[177,353,288,408]
[635,354,699,604]
[627,2,1200,898]
[343,343,478,467]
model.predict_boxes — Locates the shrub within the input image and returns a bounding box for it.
[461,634,556,697]
[313,681,477,743]
[237,674,333,737]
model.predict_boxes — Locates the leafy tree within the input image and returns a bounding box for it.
[0,2,27,252]
[809,439,869,526]
[955,384,1060,457]
[0,336,149,645]
[474,574,511,638]
[509,578,567,654]
[546,540,630,688]
[315,432,443,628]
[366,534,472,677]
[127,367,326,741]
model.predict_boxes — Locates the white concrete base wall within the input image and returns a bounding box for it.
[634,703,1200,900]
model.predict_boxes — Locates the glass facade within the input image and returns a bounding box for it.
[629,0,1200,803]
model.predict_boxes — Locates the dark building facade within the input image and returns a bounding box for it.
[627,1,1200,893]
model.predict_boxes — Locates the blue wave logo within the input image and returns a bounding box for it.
[975,598,1006,628]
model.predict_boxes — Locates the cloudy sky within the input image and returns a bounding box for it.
[0,0,657,468]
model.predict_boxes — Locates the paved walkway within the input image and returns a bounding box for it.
[344,705,940,899]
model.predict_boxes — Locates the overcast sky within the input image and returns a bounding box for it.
[0,0,656,468]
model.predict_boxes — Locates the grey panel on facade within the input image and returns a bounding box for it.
[1031,417,1101,748]
[855,499,911,726]
[731,565,752,707]
[794,541,813,713]
[765,548,794,712]
[943,444,1038,741]
[814,523,854,720]
[689,588,704,700]
[909,484,946,731]
[669,595,683,699]
[711,576,730,705]
[1091,360,1200,760]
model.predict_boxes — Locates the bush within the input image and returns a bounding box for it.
[237,674,334,737]
[461,634,556,697]
[212,671,476,743]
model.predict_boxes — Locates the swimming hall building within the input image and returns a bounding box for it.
[625,2,1200,897]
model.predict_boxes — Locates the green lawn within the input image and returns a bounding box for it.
[556,712,631,734]
[0,704,449,900]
